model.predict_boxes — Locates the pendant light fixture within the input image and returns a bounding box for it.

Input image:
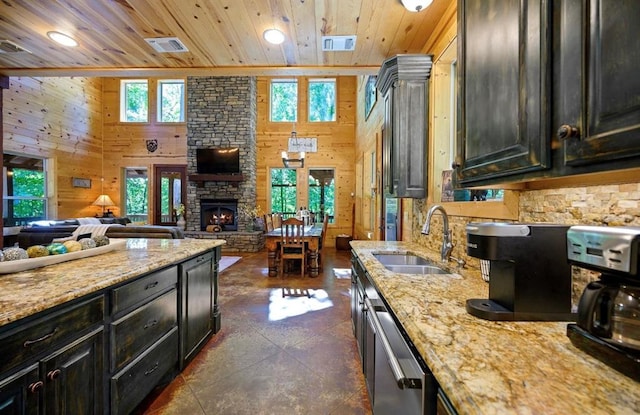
[400,0,433,12]
[281,127,305,168]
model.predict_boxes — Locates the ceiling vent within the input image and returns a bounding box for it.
[0,40,31,54]
[144,37,189,53]
[321,35,357,52]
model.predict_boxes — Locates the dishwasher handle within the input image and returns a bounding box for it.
[364,297,417,389]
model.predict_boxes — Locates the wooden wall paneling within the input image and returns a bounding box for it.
[256,76,357,247]
[3,77,104,220]
[102,76,187,222]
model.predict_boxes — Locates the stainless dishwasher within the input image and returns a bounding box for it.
[365,297,437,415]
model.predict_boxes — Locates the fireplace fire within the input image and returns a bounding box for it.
[200,199,238,231]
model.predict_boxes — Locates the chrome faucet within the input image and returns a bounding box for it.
[421,204,453,263]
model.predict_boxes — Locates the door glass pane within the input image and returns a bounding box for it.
[124,168,148,224]
[308,169,335,224]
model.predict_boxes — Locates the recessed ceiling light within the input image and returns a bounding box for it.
[263,29,285,45]
[47,31,78,47]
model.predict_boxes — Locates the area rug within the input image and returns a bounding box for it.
[219,256,241,273]
[333,268,352,279]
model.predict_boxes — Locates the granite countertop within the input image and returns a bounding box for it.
[351,240,640,415]
[0,238,226,328]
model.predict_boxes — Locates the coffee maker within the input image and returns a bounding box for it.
[465,222,575,321]
[566,225,640,381]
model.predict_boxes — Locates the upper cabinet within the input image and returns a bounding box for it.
[455,0,550,186]
[377,55,433,198]
[556,1,640,167]
[455,0,640,187]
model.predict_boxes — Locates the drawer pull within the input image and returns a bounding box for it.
[143,319,159,329]
[145,281,159,290]
[47,369,61,381]
[144,362,159,376]
[28,381,44,394]
[23,327,58,347]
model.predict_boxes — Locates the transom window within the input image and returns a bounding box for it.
[270,79,298,122]
[3,153,47,226]
[308,79,336,122]
[120,80,149,122]
[158,80,185,122]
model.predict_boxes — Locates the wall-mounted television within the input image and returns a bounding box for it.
[196,148,240,174]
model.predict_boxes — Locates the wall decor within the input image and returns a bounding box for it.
[72,177,91,188]
[365,75,377,120]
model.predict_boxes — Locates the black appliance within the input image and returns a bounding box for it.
[566,225,640,381]
[465,222,575,321]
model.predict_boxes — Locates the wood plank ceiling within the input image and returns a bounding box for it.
[0,0,453,77]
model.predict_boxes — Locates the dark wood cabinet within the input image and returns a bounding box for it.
[556,1,640,167]
[455,0,551,186]
[456,0,640,186]
[0,365,40,415]
[41,328,104,415]
[377,54,432,198]
[0,296,105,415]
[179,249,217,368]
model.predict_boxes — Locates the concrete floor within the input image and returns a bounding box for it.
[135,248,372,415]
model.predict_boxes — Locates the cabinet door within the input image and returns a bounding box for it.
[558,0,640,166]
[41,328,104,415]
[456,0,551,184]
[0,365,40,415]
[180,252,214,367]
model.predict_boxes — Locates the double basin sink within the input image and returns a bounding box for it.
[373,253,449,275]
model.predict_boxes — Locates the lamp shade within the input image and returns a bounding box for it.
[93,194,115,207]
[400,0,433,12]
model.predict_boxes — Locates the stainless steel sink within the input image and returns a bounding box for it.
[373,253,449,275]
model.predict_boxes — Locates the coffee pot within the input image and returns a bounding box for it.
[566,225,640,381]
[577,279,640,351]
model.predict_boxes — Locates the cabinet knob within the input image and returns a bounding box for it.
[557,124,580,140]
[47,369,61,381]
[28,381,44,393]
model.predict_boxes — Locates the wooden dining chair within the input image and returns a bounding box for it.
[271,213,282,230]
[317,214,329,271]
[280,217,306,278]
[264,213,274,232]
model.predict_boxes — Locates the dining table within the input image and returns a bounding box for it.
[264,224,323,277]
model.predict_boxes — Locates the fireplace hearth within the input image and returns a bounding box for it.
[200,199,238,231]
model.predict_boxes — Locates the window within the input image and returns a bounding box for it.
[308,78,336,122]
[270,79,298,122]
[270,168,297,215]
[158,80,185,122]
[308,169,335,224]
[120,80,148,122]
[124,168,148,223]
[3,154,47,226]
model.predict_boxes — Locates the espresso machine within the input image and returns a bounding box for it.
[566,225,640,381]
[465,222,575,321]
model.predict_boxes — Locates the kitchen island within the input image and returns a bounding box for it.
[0,238,225,414]
[351,240,639,415]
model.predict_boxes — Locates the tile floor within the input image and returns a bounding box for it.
[135,248,372,415]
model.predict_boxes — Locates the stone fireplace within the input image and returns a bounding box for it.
[200,199,237,231]
[183,76,264,252]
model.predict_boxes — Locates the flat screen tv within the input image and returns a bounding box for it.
[196,148,240,174]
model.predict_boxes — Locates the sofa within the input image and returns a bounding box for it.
[16,217,184,248]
